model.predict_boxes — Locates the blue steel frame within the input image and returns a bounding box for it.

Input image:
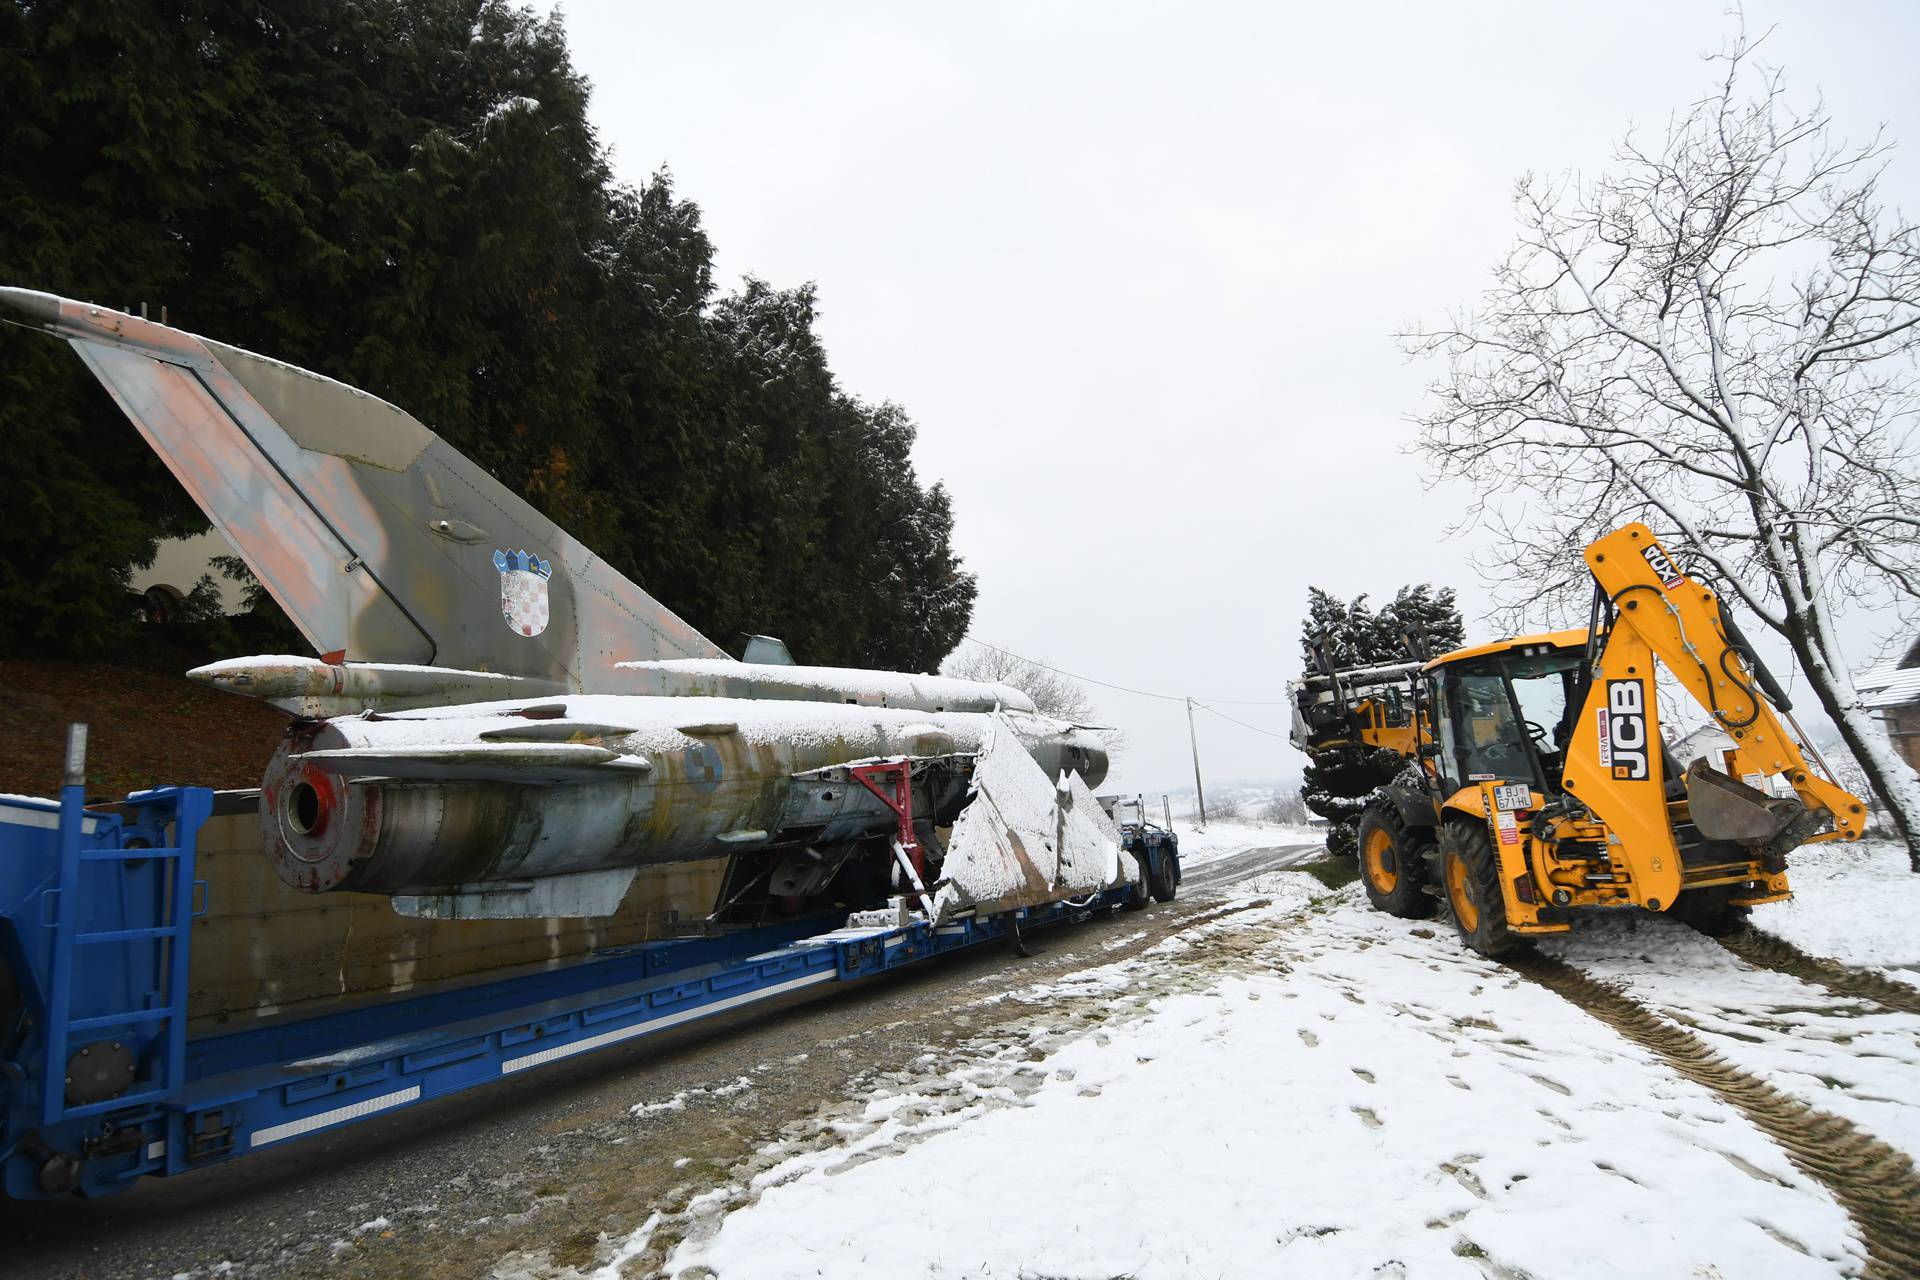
[1,789,1144,1198]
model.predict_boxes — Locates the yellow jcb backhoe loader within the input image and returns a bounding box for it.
[1288,523,1867,957]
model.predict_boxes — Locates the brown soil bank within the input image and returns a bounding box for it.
[0,658,288,798]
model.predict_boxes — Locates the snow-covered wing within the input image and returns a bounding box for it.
[1059,769,1125,892]
[615,658,1038,714]
[934,715,1123,921]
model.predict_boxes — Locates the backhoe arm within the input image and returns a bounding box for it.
[1562,525,1864,910]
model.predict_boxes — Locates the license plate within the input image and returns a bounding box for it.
[1492,783,1532,812]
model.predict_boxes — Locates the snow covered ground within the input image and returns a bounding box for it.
[1543,911,1920,1166]
[1754,839,1920,989]
[578,846,1920,1280]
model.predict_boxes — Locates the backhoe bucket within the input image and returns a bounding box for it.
[1684,759,1804,844]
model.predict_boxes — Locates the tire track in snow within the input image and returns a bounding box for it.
[1511,952,1920,1280]
[1716,930,1920,1019]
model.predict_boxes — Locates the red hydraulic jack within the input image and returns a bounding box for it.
[848,759,936,917]
[849,758,1039,956]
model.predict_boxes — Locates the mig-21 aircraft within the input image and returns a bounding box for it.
[1,288,1126,924]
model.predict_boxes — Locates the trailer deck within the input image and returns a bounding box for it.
[1,773,1139,1198]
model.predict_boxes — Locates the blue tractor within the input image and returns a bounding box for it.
[1103,795,1181,907]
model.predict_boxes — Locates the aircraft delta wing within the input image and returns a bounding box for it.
[0,288,725,691]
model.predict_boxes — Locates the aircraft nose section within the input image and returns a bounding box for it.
[1082,744,1109,790]
[1071,730,1110,790]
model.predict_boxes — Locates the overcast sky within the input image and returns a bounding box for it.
[537,1,1920,795]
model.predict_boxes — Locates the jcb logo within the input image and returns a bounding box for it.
[1641,542,1684,588]
[1600,679,1649,780]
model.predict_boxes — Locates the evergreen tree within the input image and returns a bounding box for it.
[1377,585,1465,660]
[0,0,976,670]
[1298,583,1465,856]
[1299,587,1372,670]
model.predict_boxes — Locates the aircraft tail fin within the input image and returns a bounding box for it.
[1,288,725,687]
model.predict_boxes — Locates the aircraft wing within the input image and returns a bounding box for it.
[932,716,1125,920]
[0,288,726,685]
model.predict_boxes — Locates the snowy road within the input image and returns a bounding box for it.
[622,849,1920,1280]
[1543,916,1920,1168]
[1181,837,1324,889]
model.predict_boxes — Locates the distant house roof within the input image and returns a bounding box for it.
[1860,666,1920,709]
[1858,634,1920,709]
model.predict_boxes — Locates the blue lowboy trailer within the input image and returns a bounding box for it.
[0,731,1153,1199]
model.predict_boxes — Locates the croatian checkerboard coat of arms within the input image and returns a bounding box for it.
[493,549,552,637]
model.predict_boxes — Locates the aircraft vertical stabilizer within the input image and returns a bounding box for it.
[0,289,725,688]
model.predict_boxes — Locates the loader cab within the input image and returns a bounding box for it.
[1424,632,1589,800]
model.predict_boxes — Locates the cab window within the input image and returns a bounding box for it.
[1505,650,1585,770]
[1446,671,1532,784]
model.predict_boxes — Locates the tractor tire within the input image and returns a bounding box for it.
[1325,820,1359,860]
[1437,819,1531,959]
[1668,887,1751,937]
[1122,854,1151,911]
[1356,803,1436,920]
[1150,852,1178,903]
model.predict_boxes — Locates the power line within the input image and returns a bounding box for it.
[1193,701,1294,742]
[960,636,1185,702]
[1196,694,1299,707]
[960,635,1299,763]
[960,635,1297,707]
[960,635,1298,830]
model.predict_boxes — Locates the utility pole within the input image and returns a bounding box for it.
[1185,697,1208,827]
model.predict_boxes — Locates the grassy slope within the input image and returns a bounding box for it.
[0,658,289,797]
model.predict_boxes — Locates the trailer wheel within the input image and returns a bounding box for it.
[1150,851,1178,903]
[1668,887,1751,937]
[1123,853,1151,911]
[1438,820,1530,959]
[1356,803,1436,920]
